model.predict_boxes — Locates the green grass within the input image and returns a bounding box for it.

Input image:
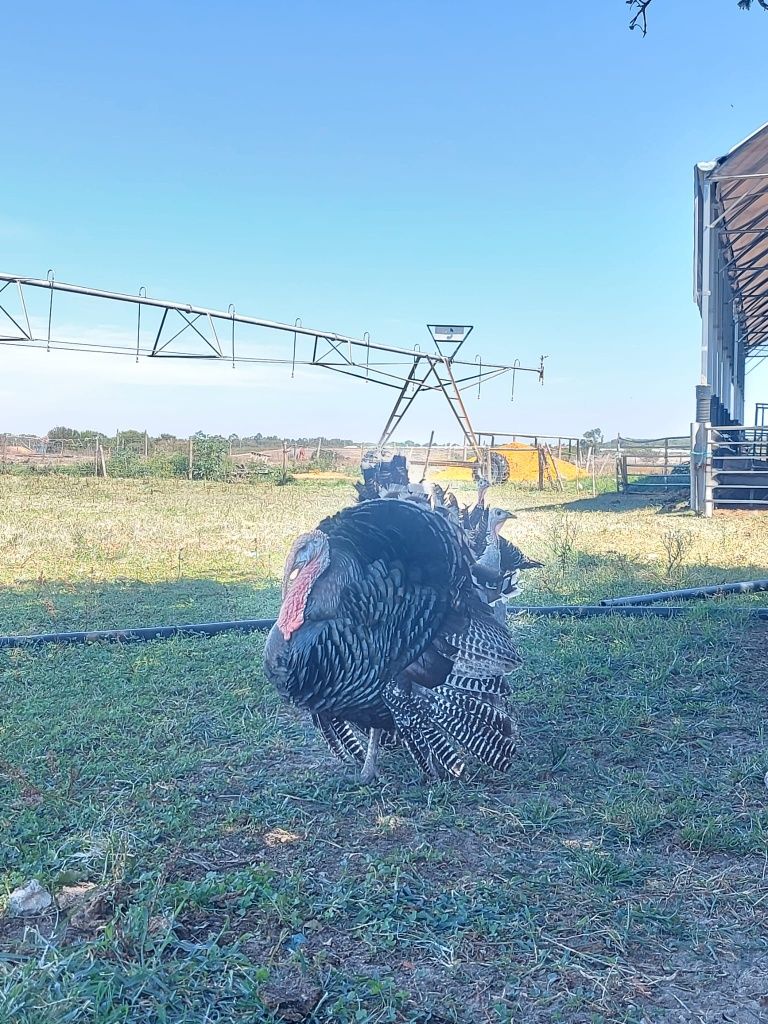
[1,475,768,1023]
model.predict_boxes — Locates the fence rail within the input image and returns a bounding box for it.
[690,423,768,514]
[614,437,691,496]
[710,424,768,510]
[0,434,583,471]
[12,429,766,515]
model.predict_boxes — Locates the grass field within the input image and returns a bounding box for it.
[2,475,768,1023]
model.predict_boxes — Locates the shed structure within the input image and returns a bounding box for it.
[692,123,768,513]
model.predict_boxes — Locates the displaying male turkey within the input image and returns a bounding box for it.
[352,452,543,610]
[353,450,428,503]
[263,499,520,783]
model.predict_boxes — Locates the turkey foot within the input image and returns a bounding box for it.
[359,729,382,784]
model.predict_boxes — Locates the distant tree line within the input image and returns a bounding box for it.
[42,427,431,448]
[44,426,369,448]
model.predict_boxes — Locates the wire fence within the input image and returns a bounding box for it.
[0,433,466,479]
[0,431,655,489]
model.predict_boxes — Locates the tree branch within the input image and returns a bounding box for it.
[626,0,653,35]
[628,0,768,33]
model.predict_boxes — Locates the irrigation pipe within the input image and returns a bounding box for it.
[1,606,767,649]
[0,619,276,649]
[600,579,768,607]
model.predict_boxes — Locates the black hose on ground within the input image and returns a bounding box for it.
[1,606,766,649]
[0,618,277,649]
[600,579,768,606]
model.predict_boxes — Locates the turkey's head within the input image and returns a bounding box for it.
[488,507,516,537]
[276,530,330,639]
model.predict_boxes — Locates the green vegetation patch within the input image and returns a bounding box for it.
[1,477,768,1022]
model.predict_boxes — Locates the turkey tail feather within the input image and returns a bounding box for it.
[382,683,465,778]
[312,714,366,765]
[428,686,517,771]
[384,680,516,776]
[441,673,512,698]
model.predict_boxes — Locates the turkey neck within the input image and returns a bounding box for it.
[303,547,360,621]
[475,525,502,574]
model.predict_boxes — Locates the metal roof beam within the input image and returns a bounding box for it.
[725,232,768,269]
[711,172,768,183]
[740,293,768,317]
[708,185,768,229]
[718,227,768,237]
[722,243,768,272]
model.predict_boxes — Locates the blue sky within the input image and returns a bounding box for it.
[2,0,768,442]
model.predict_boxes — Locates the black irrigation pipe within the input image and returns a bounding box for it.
[0,619,276,650]
[600,579,768,607]
[1,606,767,650]
[516,605,768,619]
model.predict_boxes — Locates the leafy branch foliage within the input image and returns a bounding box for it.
[627,0,767,35]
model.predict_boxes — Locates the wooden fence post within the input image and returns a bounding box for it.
[188,437,193,480]
[421,430,435,482]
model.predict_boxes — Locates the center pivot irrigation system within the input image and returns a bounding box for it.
[0,272,544,462]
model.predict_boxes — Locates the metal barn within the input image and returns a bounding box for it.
[693,122,768,514]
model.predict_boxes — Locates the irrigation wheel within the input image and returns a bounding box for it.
[472,451,509,485]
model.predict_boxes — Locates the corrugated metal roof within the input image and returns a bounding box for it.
[696,123,768,354]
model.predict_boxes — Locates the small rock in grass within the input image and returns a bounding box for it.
[8,879,53,916]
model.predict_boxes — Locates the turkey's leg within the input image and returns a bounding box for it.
[493,601,508,624]
[360,729,382,784]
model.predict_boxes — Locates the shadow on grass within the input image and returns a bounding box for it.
[517,490,691,514]
[2,546,768,638]
[0,577,282,635]
[523,551,768,609]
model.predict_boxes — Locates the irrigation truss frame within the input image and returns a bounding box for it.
[0,271,545,459]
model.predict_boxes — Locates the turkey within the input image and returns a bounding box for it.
[263,498,520,783]
[353,452,543,608]
[460,476,492,548]
[472,508,544,605]
[353,450,428,503]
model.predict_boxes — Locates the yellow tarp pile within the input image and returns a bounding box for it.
[431,442,585,484]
